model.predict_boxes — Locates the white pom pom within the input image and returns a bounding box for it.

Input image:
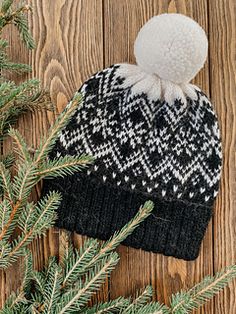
[134,14,208,84]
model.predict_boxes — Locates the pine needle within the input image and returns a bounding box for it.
[0,162,13,201]
[56,253,120,314]
[61,239,99,289]
[34,93,82,164]
[36,154,94,179]
[171,265,236,313]
[8,127,32,162]
[21,249,33,294]
[123,286,153,313]
[83,297,130,313]
[42,261,62,314]
[84,200,154,271]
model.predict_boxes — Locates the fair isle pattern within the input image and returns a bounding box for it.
[54,64,222,206]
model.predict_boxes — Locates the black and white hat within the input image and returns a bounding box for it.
[43,13,222,260]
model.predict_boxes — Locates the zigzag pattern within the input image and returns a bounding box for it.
[56,64,222,205]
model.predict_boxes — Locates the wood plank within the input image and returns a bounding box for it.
[1,0,235,312]
[208,0,236,313]
[104,1,213,313]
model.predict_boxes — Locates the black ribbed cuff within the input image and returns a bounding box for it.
[42,173,213,261]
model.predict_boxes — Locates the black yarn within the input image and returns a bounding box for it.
[42,64,222,261]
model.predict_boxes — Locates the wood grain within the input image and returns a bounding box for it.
[0,0,235,313]
[208,0,236,312]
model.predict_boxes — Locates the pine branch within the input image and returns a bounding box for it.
[8,128,32,162]
[0,0,92,281]
[56,253,120,314]
[0,59,31,74]
[0,152,14,168]
[84,201,154,271]
[170,265,236,313]
[32,270,46,296]
[0,200,11,233]
[43,260,62,314]
[1,0,14,14]
[21,249,33,294]
[0,154,14,197]
[0,199,20,242]
[2,239,236,313]
[0,193,60,267]
[18,191,61,234]
[0,38,31,74]
[61,239,99,289]
[0,239,11,268]
[0,199,13,241]
[0,252,31,310]
[0,162,13,201]
[0,92,89,269]
[35,154,94,179]
[0,2,35,49]
[33,256,59,302]
[12,163,37,205]
[34,93,82,164]
[0,80,40,112]
[123,286,153,313]
[0,290,26,313]
[13,9,35,50]
[17,202,35,234]
[0,80,52,140]
[0,160,44,244]
[130,303,170,314]
[83,297,130,314]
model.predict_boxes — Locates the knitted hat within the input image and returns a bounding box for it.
[43,14,222,260]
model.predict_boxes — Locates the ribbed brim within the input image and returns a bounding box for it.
[42,173,213,261]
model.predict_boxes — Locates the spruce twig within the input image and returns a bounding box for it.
[83,297,130,313]
[34,94,83,164]
[2,237,235,313]
[57,253,120,314]
[0,1,35,49]
[0,202,156,313]
[60,201,154,290]
[170,265,236,313]
[84,200,154,272]
[0,93,92,268]
[123,286,153,313]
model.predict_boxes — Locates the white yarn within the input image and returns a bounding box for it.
[134,13,208,84]
[116,63,200,105]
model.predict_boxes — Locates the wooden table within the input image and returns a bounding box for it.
[0,1,235,313]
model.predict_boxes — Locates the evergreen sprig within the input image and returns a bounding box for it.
[0,201,155,313]
[0,94,93,269]
[0,0,35,49]
[1,226,236,313]
[0,0,53,143]
[0,38,31,73]
[0,80,53,140]
[170,265,236,313]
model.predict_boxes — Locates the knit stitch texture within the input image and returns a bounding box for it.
[43,64,222,260]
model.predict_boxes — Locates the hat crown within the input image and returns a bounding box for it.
[57,65,221,205]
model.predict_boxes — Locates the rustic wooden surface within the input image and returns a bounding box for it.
[0,0,236,313]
